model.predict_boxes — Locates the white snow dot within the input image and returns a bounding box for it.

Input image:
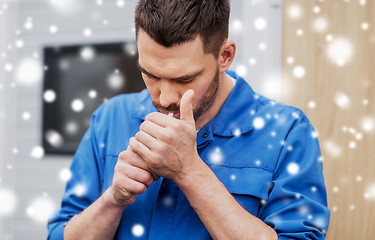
[355,133,363,140]
[88,89,97,98]
[363,99,369,105]
[44,90,57,103]
[334,92,351,109]
[361,117,374,132]
[59,168,72,182]
[333,186,339,193]
[49,25,58,34]
[116,0,125,8]
[308,100,316,109]
[21,111,31,121]
[271,131,276,137]
[253,117,265,130]
[249,58,257,66]
[296,28,304,36]
[365,184,375,200]
[132,224,145,237]
[360,0,366,5]
[313,17,328,33]
[230,174,236,181]
[162,196,173,207]
[49,0,83,14]
[311,131,319,138]
[31,146,44,159]
[5,63,13,72]
[74,184,87,197]
[71,99,84,112]
[107,71,125,90]
[326,34,333,42]
[292,112,300,119]
[262,77,282,100]
[233,128,241,137]
[348,127,356,134]
[124,42,137,56]
[288,5,302,19]
[254,17,267,30]
[0,188,17,216]
[311,186,317,192]
[236,65,247,77]
[231,19,243,33]
[332,206,338,212]
[327,38,354,66]
[287,56,295,64]
[350,205,355,210]
[26,196,56,224]
[324,140,342,158]
[259,43,267,51]
[209,147,224,165]
[293,66,306,78]
[287,162,299,175]
[65,121,79,135]
[313,6,321,13]
[96,0,103,6]
[25,20,33,30]
[12,148,19,154]
[287,146,293,152]
[361,22,369,31]
[15,58,43,86]
[80,46,95,61]
[349,141,357,149]
[15,39,24,48]
[255,160,261,166]
[356,175,362,182]
[45,130,64,147]
[83,28,92,37]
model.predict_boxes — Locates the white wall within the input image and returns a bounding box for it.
[0,0,282,239]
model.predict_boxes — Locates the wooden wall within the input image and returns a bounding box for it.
[281,0,375,239]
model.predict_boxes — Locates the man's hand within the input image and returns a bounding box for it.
[129,89,200,183]
[111,145,159,206]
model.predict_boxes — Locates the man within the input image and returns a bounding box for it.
[48,0,330,239]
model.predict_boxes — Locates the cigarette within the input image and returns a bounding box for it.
[168,112,174,117]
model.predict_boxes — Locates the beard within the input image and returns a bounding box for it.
[152,67,220,121]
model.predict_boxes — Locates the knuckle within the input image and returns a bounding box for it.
[161,133,173,143]
[148,154,159,166]
[140,121,149,131]
[118,150,128,160]
[134,183,147,194]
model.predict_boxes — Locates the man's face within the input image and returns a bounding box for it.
[137,29,221,121]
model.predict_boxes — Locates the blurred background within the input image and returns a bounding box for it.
[0,0,373,239]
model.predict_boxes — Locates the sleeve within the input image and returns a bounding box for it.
[257,121,330,239]
[47,111,104,240]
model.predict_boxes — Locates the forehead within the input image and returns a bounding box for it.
[137,29,215,77]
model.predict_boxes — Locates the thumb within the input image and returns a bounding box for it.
[180,89,195,125]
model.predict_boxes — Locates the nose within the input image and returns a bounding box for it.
[159,80,180,108]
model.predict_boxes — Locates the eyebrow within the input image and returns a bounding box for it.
[137,62,204,82]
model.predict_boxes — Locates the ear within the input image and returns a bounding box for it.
[218,40,236,73]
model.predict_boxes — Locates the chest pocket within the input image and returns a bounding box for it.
[209,165,272,216]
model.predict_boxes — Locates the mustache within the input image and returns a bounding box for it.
[152,101,180,112]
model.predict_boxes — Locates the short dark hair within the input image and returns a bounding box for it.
[135,0,230,58]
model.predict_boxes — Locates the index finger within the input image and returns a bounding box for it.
[145,112,175,128]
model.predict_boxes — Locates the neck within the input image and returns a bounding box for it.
[195,73,234,130]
